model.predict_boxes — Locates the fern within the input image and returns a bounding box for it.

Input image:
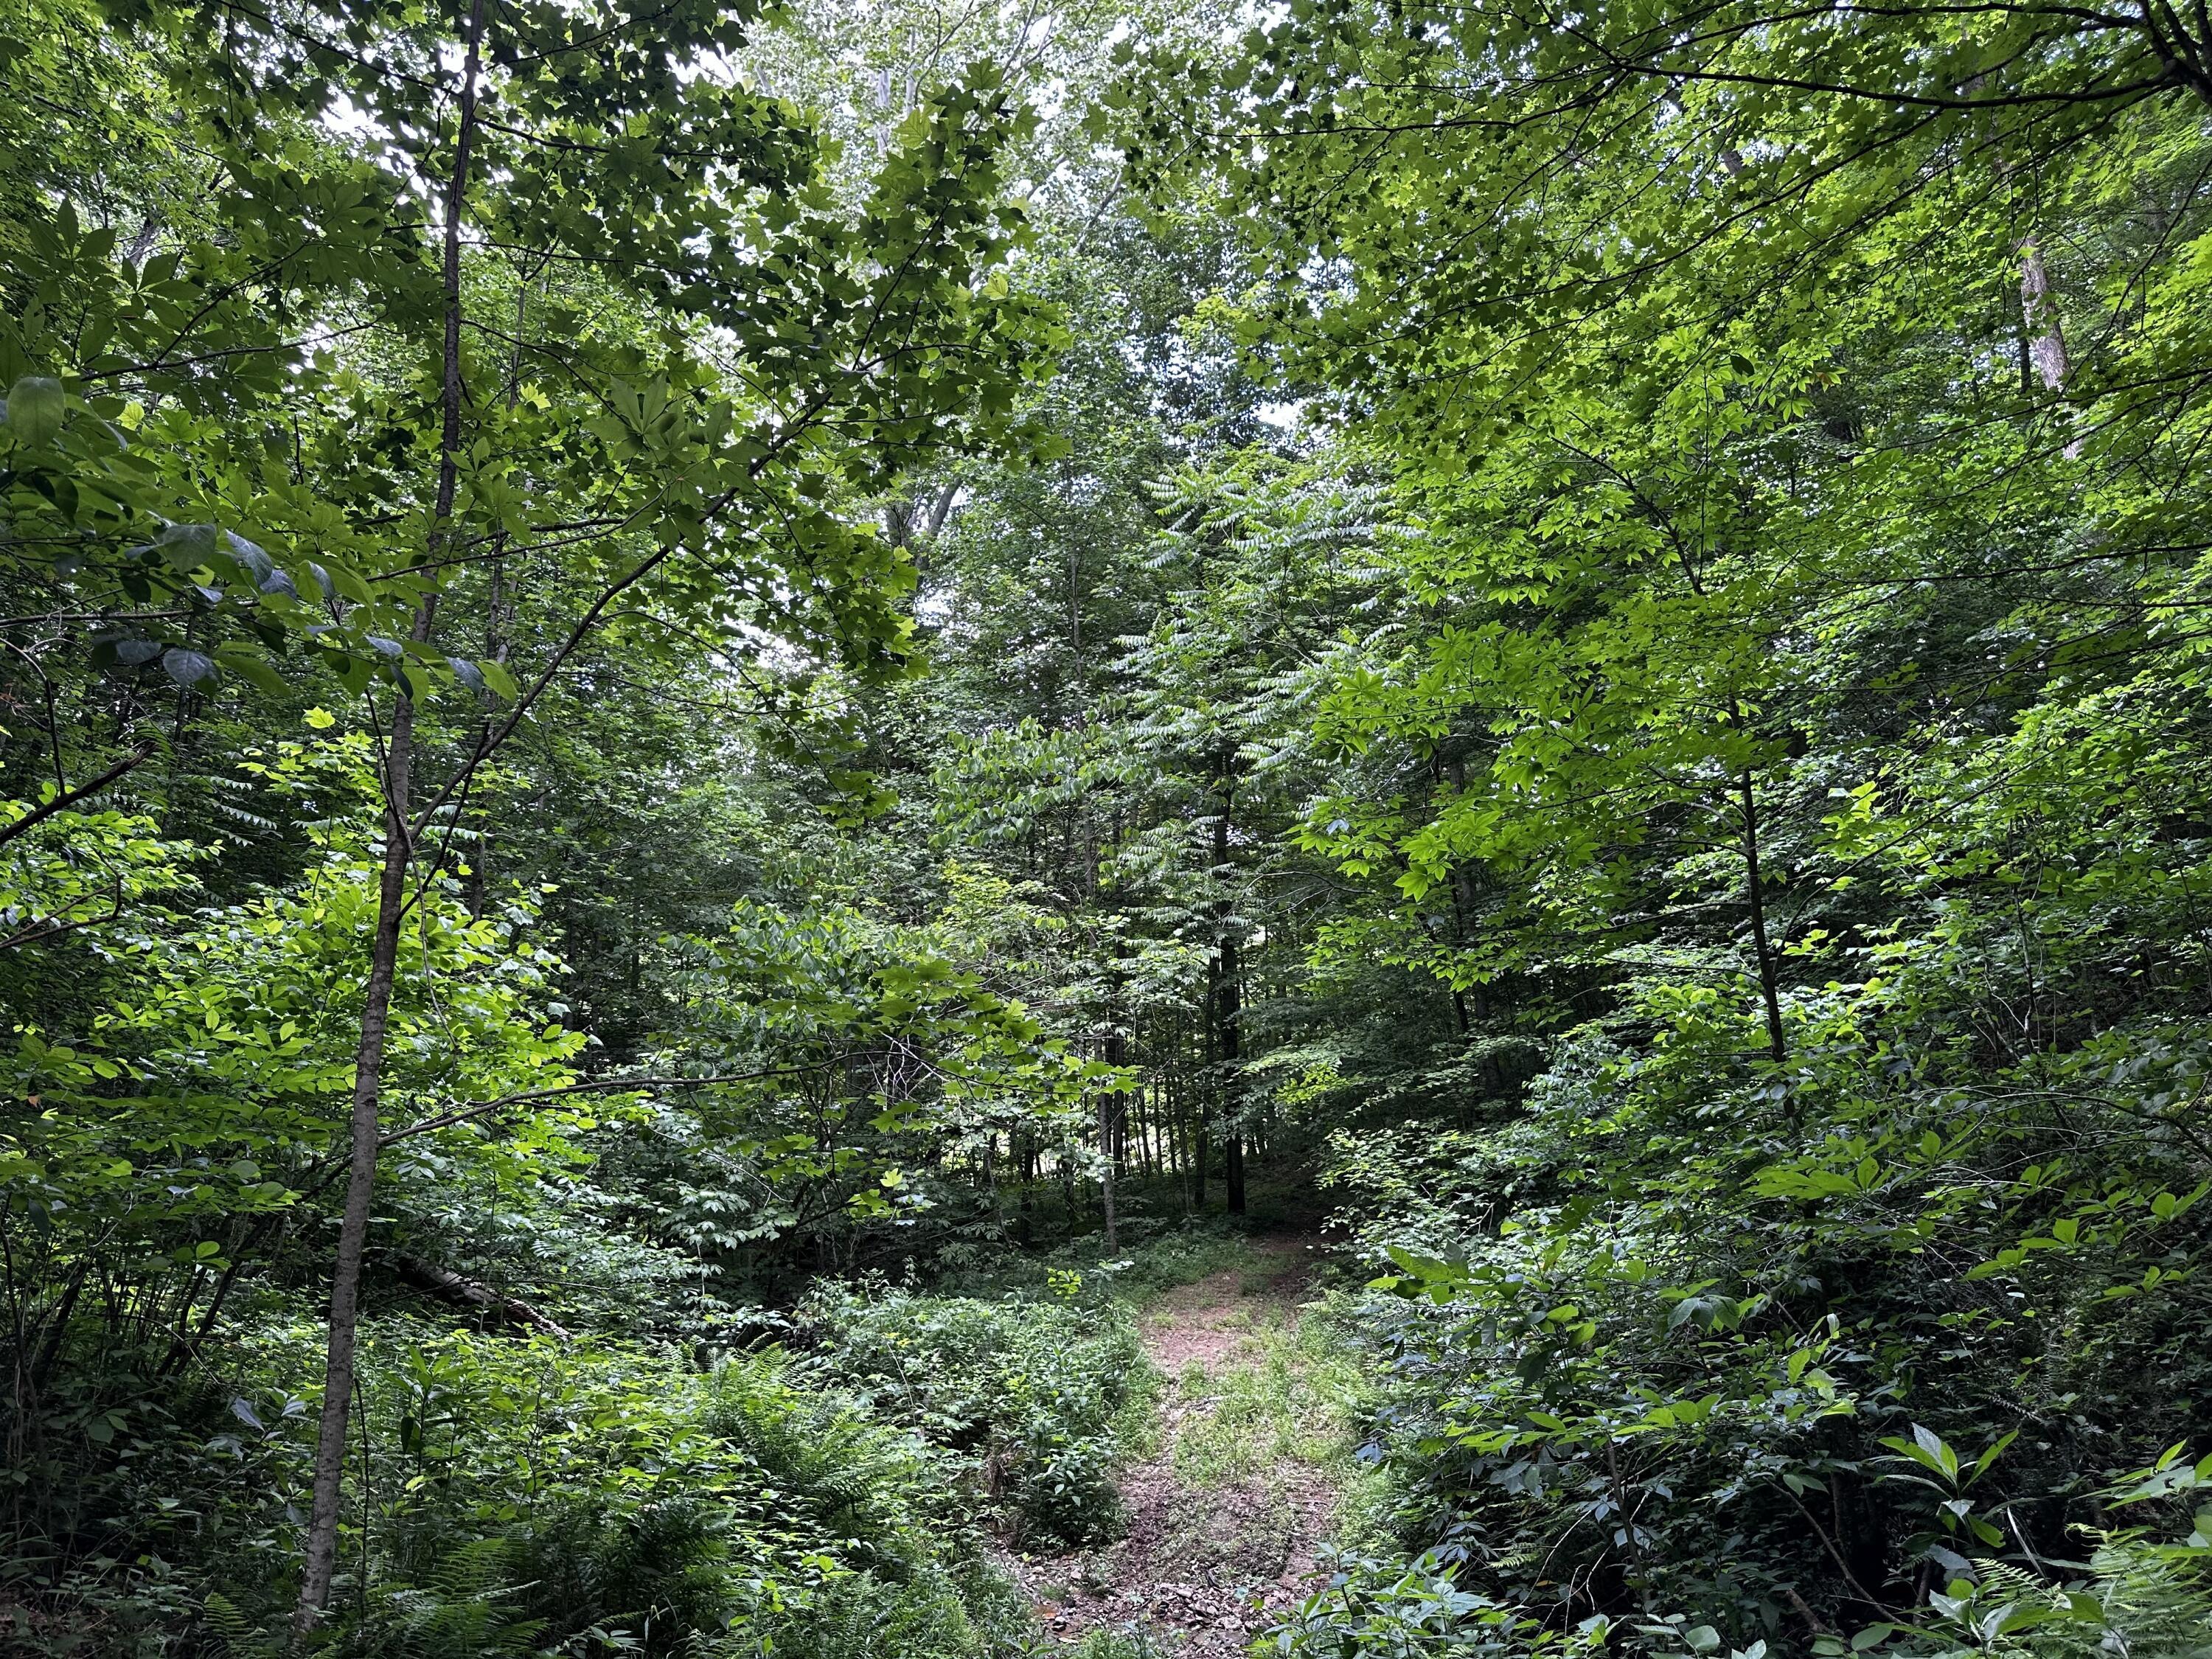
[1916,1537,2212,1658]
[342,1537,546,1659]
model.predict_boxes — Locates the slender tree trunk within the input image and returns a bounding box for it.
[1162,1068,1173,1175]
[1173,1071,1186,1177]
[293,3,482,1633]
[293,683,419,1633]
[1099,1034,1132,1249]
[1211,749,1246,1216]
[1173,1072,1186,1189]
[1135,1077,1152,1178]
[1016,1129,1035,1245]
[1098,1095,1118,1251]
[1218,931,1245,1217]
[1739,771,1787,1067]
[467,279,529,921]
[1192,1015,1209,1209]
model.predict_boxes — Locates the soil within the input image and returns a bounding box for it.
[1008,1237,1341,1655]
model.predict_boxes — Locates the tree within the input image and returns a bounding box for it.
[6,0,1059,1624]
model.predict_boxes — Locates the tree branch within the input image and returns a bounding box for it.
[0,747,153,850]
[377,1060,857,1147]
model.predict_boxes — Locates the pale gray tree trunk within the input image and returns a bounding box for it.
[293,0,484,1633]
[2020,237,2081,458]
[2020,238,2070,392]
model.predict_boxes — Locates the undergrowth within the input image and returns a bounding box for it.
[800,1281,1144,1547]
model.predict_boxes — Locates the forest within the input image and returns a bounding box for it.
[5,0,2212,1651]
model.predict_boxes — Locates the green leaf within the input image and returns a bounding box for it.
[1971,1429,2018,1481]
[161,647,216,687]
[212,644,288,695]
[6,375,63,447]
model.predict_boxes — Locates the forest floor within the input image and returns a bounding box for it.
[1009,1235,1360,1654]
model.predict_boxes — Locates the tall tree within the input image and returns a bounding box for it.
[5,0,1057,1624]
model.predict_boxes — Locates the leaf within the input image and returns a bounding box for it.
[1914,1423,1959,1479]
[150,523,219,569]
[161,647,216,687]
[213,644,287,695]
[6,375,63,447]
[1971,1429,2018,1481]
[1927,1544,1975,1576]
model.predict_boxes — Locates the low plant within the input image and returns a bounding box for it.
[800,1282,1144,1546]
[1268,1550,1607,1658]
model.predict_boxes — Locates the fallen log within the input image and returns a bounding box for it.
[387,1252,573,1340]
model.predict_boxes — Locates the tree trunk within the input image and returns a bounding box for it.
[2020,237,2070,392]
[1192,1015,1209,1208]
[293,1,481,1633]
[1739,771,1787,1068]
[293,680,419,1633]
[1211,750,1246,1216]
[389,1252,571,1339]
[1098,1097,1118,1250]
[1016,1130,1035,1244]
[1217,931,1245,1217]
[1099,1033,1127,1250]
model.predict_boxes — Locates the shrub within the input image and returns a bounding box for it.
[1270,1551,1607,1659]
[799,1284,1144,1546]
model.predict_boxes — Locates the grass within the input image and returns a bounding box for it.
[1108,1339,1169,1462]
[1168,1300,1367,1490]
[1057,1629,1176,1659]
[1110,1228,1268,1301]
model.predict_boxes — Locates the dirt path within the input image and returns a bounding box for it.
[1014,1238,1344,1654]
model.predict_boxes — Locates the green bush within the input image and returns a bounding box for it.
[1270,1551,1605,1659]
[800,1283,1144,1547]
[1903,1534,2212,1659]
[930,1219,1259,1307]
[723,1560,1020,1659]
[1309,986,2212,1656]
[21,1325,1032,1659]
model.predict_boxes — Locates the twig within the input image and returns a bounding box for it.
[376,1060,853,1147]
[0,747,153,849]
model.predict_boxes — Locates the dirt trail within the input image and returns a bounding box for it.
[1016,1237,1342,1654]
